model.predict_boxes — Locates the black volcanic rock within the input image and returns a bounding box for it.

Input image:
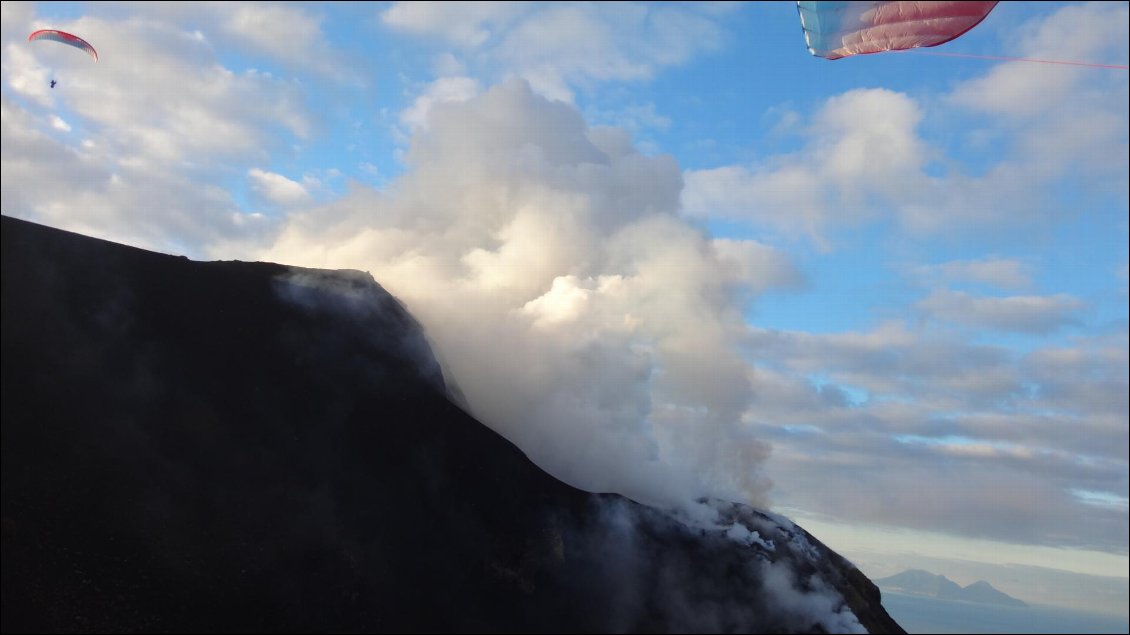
[1,215,905,634]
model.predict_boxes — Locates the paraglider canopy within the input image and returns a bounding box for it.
[28,29,98,62]
[797,1,998,60]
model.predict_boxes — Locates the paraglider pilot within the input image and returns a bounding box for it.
[50,79,56,88]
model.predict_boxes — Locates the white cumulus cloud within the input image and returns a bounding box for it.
[248,168,311,206]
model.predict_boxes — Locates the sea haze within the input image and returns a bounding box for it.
[882,592,1129,635]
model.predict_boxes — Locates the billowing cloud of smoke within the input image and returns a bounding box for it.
[261,79,792,511]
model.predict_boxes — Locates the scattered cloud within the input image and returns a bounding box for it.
[682,88,929,247]
[916,289,1084,334]
[248,168,311,206]
[743,321,1129,552]
[946,2,1129,191]
[380,1,730,102]
[683,1,1129,246]
[49,114,70,132]
[712,237,806,299]
[2,5,316,255]
[908,257,1033,291]
[110,2,352,79]
[399,75,480,133]
[380,1,530,48]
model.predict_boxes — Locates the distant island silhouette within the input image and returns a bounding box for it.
[876,569,1028,608]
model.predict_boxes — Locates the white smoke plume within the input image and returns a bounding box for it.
[261,79,786,511]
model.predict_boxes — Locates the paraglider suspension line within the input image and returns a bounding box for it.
[900,49,1129,70]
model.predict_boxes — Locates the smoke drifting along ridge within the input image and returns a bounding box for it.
[262,79,785,511]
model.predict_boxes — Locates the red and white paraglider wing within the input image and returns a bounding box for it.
[28,29,98,62]
[797,1,998,60]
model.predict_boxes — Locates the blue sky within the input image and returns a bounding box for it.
[2,1,1127,622]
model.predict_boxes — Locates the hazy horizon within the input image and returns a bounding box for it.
[881,591,1128,634]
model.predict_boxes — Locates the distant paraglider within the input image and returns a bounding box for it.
[28,29,97,89]
[797,1,999,60]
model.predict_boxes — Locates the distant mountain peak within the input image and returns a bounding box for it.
[876,569,1028,608]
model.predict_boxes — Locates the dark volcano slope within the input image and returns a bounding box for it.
[1,215,903,634]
